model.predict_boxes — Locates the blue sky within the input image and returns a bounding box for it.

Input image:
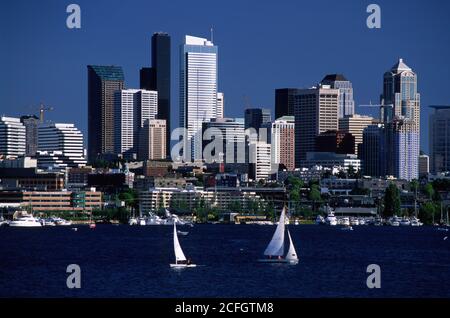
[1,0,450,153]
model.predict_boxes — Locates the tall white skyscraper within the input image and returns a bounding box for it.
[0,116,26,157]
[114,89,158,157]
[37,123,86,169]
[180,35,218,160]
[382,59,420,181]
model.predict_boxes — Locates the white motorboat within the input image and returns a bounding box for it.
[410,217,422,226]
[325,210,337,226]
[315,215,325,225]
[257,207,299,264]
[389,215,401,226]
[128,217,138,226]
[52,217,72,226]
[400,218,411,226]
[9,215,42,227]
[170,223,196,268]
[42,218,56,226]
[139,218,147,226]
[341,217,350,226]
[350,218,359,226]
[358,218,366,225]
[177,230,189,236]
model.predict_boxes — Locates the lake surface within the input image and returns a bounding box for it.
[0,224,449,298]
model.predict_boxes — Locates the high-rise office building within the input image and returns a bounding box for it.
[249,141,271,180]
[271,116,295,171]
[320,74,355,118]
[152,32,171,157]
[360,124,386,177]
[315,130,355,154]
[87,65,124,162]
[381,59,420,181]
[180,35,218,160]
[114,89,158,157]
[339,114,374,156]
[419,154,430,177]
[138,119,166,161]
[429,106,450,173]
[20,115,39,156]
[276,86,339,167]
[216,92,224,118]
[275,88,302,120]
[0,116,26,157]
[202,118,245,164]
[140,67,155,91]
[244,108,272,131]
[37,123,86,169]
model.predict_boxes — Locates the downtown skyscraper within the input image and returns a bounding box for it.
[429,105,450,173]
[320,74,355,118]
[87,65,124,162]
[275,86,339,167]
[180,35,218,161]
[114,89,158,158]
[140,33,171,158]
[382,59,420,181]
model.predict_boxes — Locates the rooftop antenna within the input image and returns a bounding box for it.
[210,27,214,43]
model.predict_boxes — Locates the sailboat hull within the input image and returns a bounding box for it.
[170,264,197,268]
[257,259,298,264]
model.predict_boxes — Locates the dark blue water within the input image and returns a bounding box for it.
[0,224,449,298]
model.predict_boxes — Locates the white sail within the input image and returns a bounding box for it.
[263,208,286,256]
[285,229,298,261]
[173,223,187,263]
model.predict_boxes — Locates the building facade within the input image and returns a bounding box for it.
[37,123,86,170]
[271,116,295,171]
[87,65,125,162]
[216,92,224,118]
[320,74,355,118]
[360,124,386,177]
[429,106,450,173]
[114,89,158,158]
[20,115,39,156]
[339,114,374,156]
[381,59,420,181]
[289,87,339,167]
[138,119,167,161]
[0,116,26,158]
[180,35,218,161]
[202,118,245,164]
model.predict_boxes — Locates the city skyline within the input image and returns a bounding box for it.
[2,0,450,154]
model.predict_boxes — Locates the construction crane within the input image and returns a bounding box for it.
[28,103,54,123]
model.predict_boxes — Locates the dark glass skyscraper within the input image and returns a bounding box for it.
[87,65,124,162]
[152,32,171,158]
[20,115,39,156]
[244,108,271,130]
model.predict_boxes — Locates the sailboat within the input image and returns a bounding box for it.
[170,222,196,268]
[258,207,299,264]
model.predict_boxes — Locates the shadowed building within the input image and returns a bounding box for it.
[87,65,124,162]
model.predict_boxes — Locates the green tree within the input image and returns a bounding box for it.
[308,184,322,212]
[419,202,437,225]
[384,183,401,216]
[423,183,435,201]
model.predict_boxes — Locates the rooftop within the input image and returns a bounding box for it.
[88,65,124,81]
